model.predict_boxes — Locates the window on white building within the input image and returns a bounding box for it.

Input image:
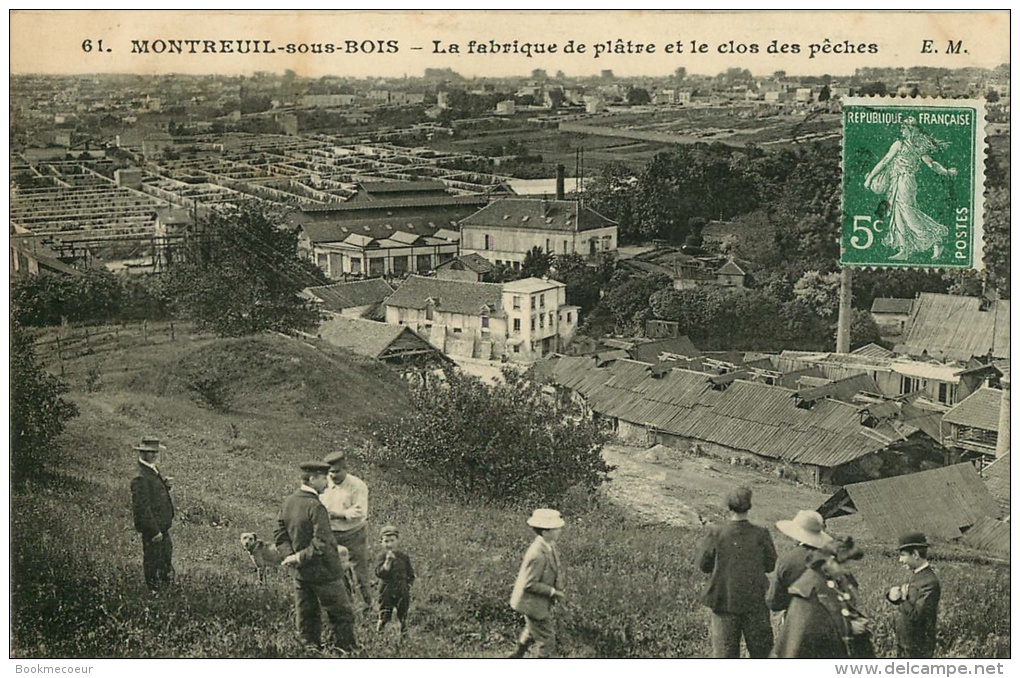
[513,295,521,310]
[513,318,521,333]
[540,294,545,308]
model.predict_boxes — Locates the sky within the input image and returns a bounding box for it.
[9,11,1011,80]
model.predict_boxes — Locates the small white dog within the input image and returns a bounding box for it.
[240,532,283,584]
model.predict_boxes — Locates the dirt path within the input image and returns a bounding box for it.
[601,443,834,531]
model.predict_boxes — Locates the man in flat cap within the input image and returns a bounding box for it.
[695,486,777,658]
[320,450,373,612]
[275,461,358,653]
[130,436,175,591]
[886,532,941,658]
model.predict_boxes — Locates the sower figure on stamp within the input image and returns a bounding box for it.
[886,532,941,658]
[864,117,958,261]
[509,509,566,658]
[320,450,374,613]
[276,461,358,653]
[130,436,175,591]
[696,486,777,658]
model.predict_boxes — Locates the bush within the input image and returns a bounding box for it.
[10,318,79,484]
[380,368,613,504]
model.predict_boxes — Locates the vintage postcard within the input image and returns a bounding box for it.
[8,10,1010,667]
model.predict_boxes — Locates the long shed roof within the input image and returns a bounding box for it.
[898,293,1010,361]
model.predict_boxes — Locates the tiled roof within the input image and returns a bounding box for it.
[981,452,1009,516]
[384,275,504,315]
[461,198,616,233]
[434,253,494,274]
[547,357,910,469]
[871,297,915,314]
[819,463,999,542]
[304,278,395,312]
[942,386,1002,431]
[317,316,443,361]
[898,293,1010,361]
[297,217,455,244]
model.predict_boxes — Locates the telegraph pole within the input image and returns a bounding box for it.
[835,266,853,353]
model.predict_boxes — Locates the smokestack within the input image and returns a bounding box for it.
[555,164,565,201]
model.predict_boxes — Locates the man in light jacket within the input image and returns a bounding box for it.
[509,508,566,658]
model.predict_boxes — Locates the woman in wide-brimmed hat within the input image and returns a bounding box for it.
[772,536,875,659]
[768,510,833,612]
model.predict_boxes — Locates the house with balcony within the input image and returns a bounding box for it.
[383,275,578,361]
[458,198,617,268]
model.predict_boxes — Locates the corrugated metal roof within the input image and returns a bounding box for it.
[796,373,882,404]
[899,293,1010,361]
[959,516,1010,556]
[834,463,999,541]
[630,336,701,363]
[981,452,1010,517]
[851,343,895,359]
[942,387,1002,431]
[549,358,907,468]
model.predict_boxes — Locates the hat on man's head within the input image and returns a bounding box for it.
[380,524,400,537]
[776,510,833,550]
[726,486,753,514]
[526,508,565,530]
[323,450,348,467]
[898,531,929,551]
[134,436,166,453]
[299,461,331,474]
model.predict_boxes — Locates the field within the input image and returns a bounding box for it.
[11,333,1010,658]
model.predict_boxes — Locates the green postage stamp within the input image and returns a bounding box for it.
[841,97,986,270]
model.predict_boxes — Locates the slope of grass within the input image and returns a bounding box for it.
[11,333,1011,658]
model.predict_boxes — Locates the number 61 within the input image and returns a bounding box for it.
[850,215,883,250]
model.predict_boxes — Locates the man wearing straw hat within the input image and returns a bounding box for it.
[508,508,566,658]
[768,510,834,612]
[886,532,941,658]
[130,436,175,591]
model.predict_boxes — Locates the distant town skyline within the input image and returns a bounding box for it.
[11,10,1010,80]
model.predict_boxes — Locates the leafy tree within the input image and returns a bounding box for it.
[521,245,553,279]
[585,161,639,243]
[818,85,831,102]
[849,309,883,350]
[985,89,1000,103]
[591,272,672,335]
[626,87,651,105]
[166,201,326,337]
[11,317,79,484]
[380,368,612,504]
[983,188,1010,298]
[550,253,610,316]
[792,271,841,319]
[858,81,888,96]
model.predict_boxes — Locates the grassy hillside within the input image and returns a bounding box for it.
[11,334,1011,658]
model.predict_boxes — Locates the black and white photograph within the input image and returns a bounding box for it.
[8,10,1011,666]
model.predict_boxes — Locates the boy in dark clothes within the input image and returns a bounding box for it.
[375,524,415,637]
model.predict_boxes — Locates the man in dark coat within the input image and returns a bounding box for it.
[886,532,941,658]
[696,486,778,658]
[130,436,175,591]
[275,461,358,653]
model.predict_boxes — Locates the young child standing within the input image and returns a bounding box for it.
[375,524,415,637]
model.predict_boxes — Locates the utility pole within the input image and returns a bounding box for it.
[835,267,853,353]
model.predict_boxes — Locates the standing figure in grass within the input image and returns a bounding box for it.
[276,461,358,654]
[768,510,834,614]
[772,536,875,659]
[130,436,175,591]
[375,524,415,639]
[320,450,374,613]
[695,486,778,658]
[886,532,941,658]
[508,509,566,658]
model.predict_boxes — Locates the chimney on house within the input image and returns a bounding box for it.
[555,164,565,201]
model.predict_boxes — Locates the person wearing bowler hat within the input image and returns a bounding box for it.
[320,449,373,612]
[275,461,358,653]
[508,508,566,658]
[886,532,941,658]
[130,436,175,591]
[696,486,778,658]
[768,510,834,613]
